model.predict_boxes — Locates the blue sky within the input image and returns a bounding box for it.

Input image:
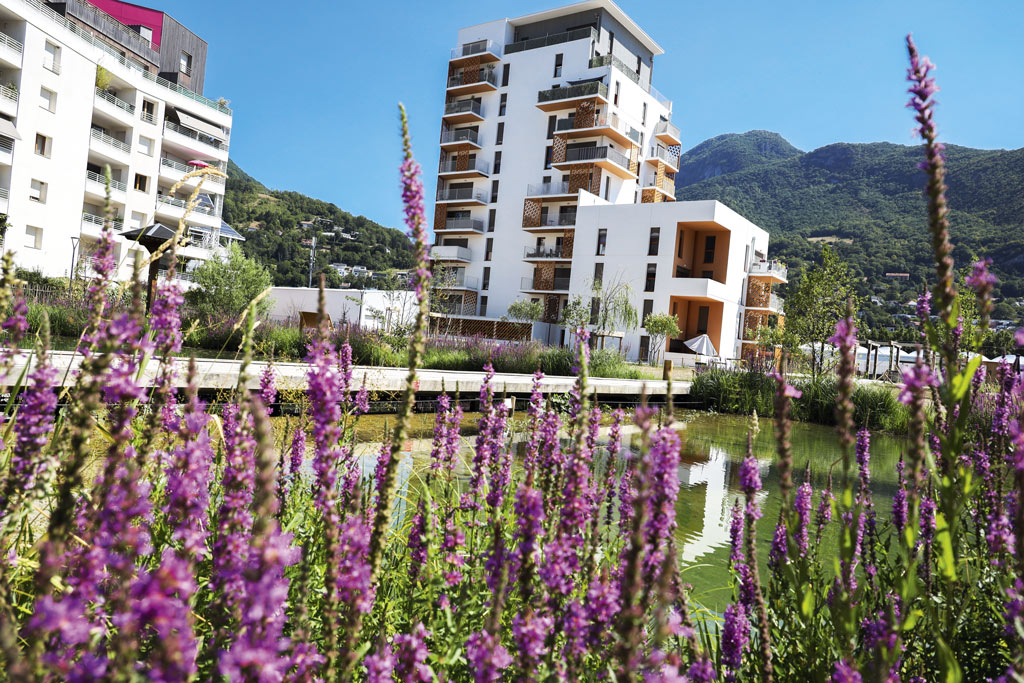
[167,0,1023,232]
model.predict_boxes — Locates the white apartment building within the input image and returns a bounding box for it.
[0,0,240,284]
[430,0,785,362]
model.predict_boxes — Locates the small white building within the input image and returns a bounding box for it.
[269,286,418,332]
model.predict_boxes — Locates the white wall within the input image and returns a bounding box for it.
[268,287,419,332]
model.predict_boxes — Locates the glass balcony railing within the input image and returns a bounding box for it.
[749,260,788,280]
[438,273,480,290]
[447,69,497,89]
[588,53,671,108]
[430,245,473,261]
[643,178,676,194]
[506,26,596,55]
[438,218,484,232]
[450,39,501,60]
[444,99,483,118]
[524,245,570,259]
[157,194,218,216]
[436,188,487,203]
[555,113,641,143]
[521,276,570,291]
[654,120,681,141]
[648,146,679,166]
[538,81,608,105]
[526,181,572,196]
[561,145,631,168]
[439,158,489,175]
[440,129,480,146]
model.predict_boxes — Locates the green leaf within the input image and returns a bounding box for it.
[936,635,963,682]
[950,355,982,401]
[800,587,815,619]
[902,609,923,631]
[934,512,956,581]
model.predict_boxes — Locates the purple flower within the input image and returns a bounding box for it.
[729,501,745,564]
[1015,328,1024,347]
[150,279,184,353]
[966,258,997,290]
[829,316,857,350]
[898,364,938,405]
[336,514,375,614]
[355,376,370,415]
[163,396,214,559]
[393,623,432,682]
[768,520,787,569]
[0,349,58,514]
[720,602,749,681]
[512,611,552,663]
[465,630,512,683]
[259,363,277,416]
[643,428,682,583]
[794,482,812,558]
[289,427,306,482]
[832,659,862,682]
[739,456,761,496]
[407,499,429,581]
[687,657,717,682]
[364,642,395,683]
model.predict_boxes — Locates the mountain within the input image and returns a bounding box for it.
[674,132,1024,305]
[223,160,415,286]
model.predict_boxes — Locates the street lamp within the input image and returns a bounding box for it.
[69,235,80,293]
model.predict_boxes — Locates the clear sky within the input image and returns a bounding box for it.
[166,0,1023,232]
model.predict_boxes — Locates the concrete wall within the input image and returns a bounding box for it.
[268,287,418,331]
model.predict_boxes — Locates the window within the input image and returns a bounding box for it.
[702,270,714,279]
[593,262,604,284]
[493,151,501,174]
[645,264,657,292]
[34,134,51,157]
[490,180,499,203]
[603,176,610,200]
[697,306,710,335]
[501,64,510,87]
[141,99,156,123]
[648,227,660,256]
[25,226,43,250]
[479,296,488,317]
[179,51,193,75]
[590,297,600,325]
[39,87,56,112]
[485,238,493,261]
[482,266,490,290]
[488,208,496,231]
[642,299,653,323]
[138,135,154,156]
[614,81,620,106]
[677,231,685,258]
[544,146,553,170]
[139,26,153,44]
[133,173,149,192]
[29,179,47,203]
[130,211,146,230]
[636,54,642,74]
[498,93,507,116]
[43,41,60,73]
[639,335,650,363]
[553,53,563,77]
[496,122,504,145]
[608,31,615,54]
[703,235,716,264]
[596,228,607,256]
[546,115,556,140]
[642,102,647,126]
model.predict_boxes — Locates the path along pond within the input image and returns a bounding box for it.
[337,410,905,614]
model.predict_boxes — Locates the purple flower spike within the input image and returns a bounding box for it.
[721,602,749,681]
[465,630,512,683]
[394,623,432,682]
[832,659,863,682]
[898,365,938,405]
[364,642,395,683]
[259,363,277,416]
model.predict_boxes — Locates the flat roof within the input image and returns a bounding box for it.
[508,0,663,55]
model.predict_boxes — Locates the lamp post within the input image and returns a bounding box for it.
[69,235,80,293]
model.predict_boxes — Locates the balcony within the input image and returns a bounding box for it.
[525,181,578,201]
[0,84,17,118]
[438,157,489,179]
[81,212,124,237]
[443,99,484,124]
[646,146,680,171]
[523,213,577,231]
[0,31,23,69]
[553,145,635,179]
[435,218,485,234]
[521,276,570,293]
[90,127,131,163]
[446,68,498,95]
[430,245,473,262]
[159,157,226,191]
[537,81,609,112]
[641,178,676,202]
[450,39,501,66]
[440,128,481,151]
[94,87,136,124]
[747,293,784,313]
[588,54,672,109]
[524,245,571,261]
[140,110,157,126]
[667,276,733,302]
[163,120,228,159]
[437,273,480,291]
[0,136,12,166]
[654,120,682,146]
[42,56,61,74]
[506,26,596,55]
[435,187,488,207]
[749,260,788,283]
[555,113,641,147]
[156,194,220,228]
[157,269,197,283]
[85,170,127,201]
[0,188,8,214]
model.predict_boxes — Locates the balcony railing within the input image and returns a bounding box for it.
[438,273,480,290]
[527,213,578,228]
[164,120,227,150]
[451,39,501,60]
[749,260,788,280]
[522,276,570,291]
[648,146,679,166]
[436,188,487,203]
[90,127,131,154]
[506,26,596,55]
[0,31,23,54]
[654,120,681,141]
[524,245,570,259]
[95,87,135,114]
[157,194,217,216]
[588,53,671,108]
[42,57,61,74]
[440,129,480,146]
[82,212,124,230]
[438,218,484,233]
[141,111,156,124]
[643,178,676,194]
[0,188,9,200]
[555,113,640,143]
[430,245,473,261]
[526,181,572,197]
[157,269,196,282]
[86,170,127,192]
[447,69,497,89]
[562,145,631,168]
[444,99,483,118]
[538,81,608,105]
[439,158,489,175]
[0,85,17,102]
[0,136,13,153]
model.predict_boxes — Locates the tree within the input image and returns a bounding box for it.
[505,298,543,324]
[590,276,638,350]
[785,244,862,377]
[186,242,273,322]
[643,312,681,366]
[560,295,590,333]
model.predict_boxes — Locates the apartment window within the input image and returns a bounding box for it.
[488,208,496,231]
[553,53,563,77]
[677,231,685,258]
[608,31,615,54]
[138,135,155,156]
[130,211,146,230]
[639,336,650,363]
[39,87,56,113]
[482,266,491,290]
[29,179,47,203]
[614,81,620,106]
[139,25,153,44]
[702,270,714,279]
[43,41,60,73]
[642,102,648,126]
[596,228,607,256]
[603,176,610,200]
[499,93,507,116]
[593,262,604,285]
[133,173,149,192]
[490,180,499,203]
[179,51,193,75]
[642,299,654,324]
[636,54,642,74]
[493,151,501,174]
[589,297,600,325]
[25,226,43,250]
[496,122,504,145]
[703,235,716,264]
[479,296,488,317]
[546,115,556,140]
[544,146,553,170]
[697,306,710,335]
[485,237,493,261]
[34,134,51,158]
[141,99,156,123]
[645,264,657,292]
[501,64,510,87]
[648,227,660,256]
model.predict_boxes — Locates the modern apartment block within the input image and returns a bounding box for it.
[0,0,240,284]
[431,0,784,362]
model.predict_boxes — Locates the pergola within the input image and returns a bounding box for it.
[118,223,184,311]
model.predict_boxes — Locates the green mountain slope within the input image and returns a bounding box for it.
[674,130,803,188]
[674,132,1024,300]
[223,160,414,286]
